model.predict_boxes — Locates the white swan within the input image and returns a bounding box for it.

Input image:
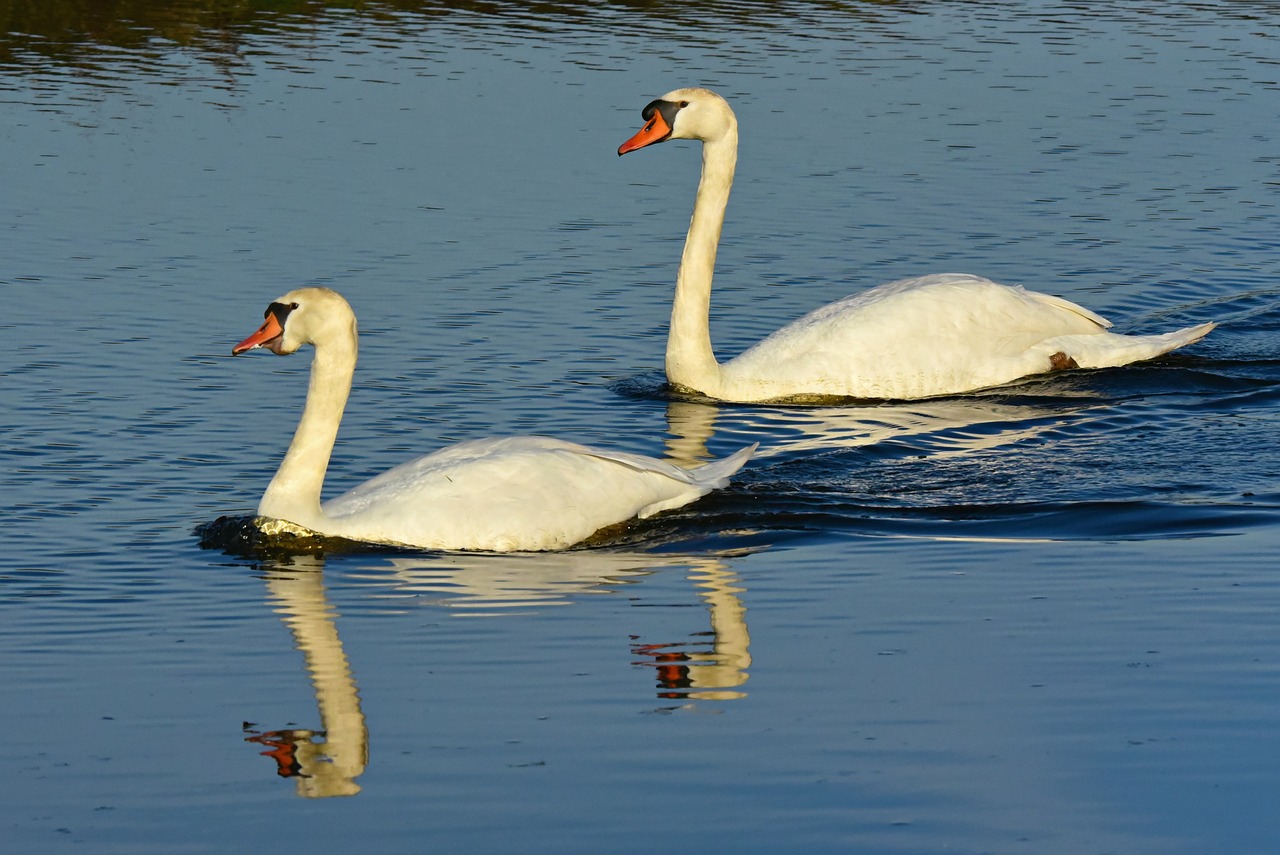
[231,287,754,552]
[618,87,1216,403]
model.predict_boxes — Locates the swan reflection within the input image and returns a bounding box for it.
[378,551,752,701]
[662,393,1094,467]
[247,555,367,799]
[630,560,752,702]
[368,549,675,614]
[246,547,755,797]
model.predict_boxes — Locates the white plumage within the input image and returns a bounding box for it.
[231,287,753,552]
[618,87,1215,403]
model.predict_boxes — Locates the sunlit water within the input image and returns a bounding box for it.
[3,2,1280,853]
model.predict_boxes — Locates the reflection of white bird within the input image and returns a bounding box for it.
[644,561,752,702]
[255,556,367,799]
[231,287,754,552]
[378,552,753,700]
[378,550,684,612]
[619,87,1215,403]
[662,397,1094,468]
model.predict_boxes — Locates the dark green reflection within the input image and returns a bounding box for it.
[0,0,909,72]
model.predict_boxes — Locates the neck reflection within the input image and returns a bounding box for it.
[631,559,752,702]
[246,555,368,798]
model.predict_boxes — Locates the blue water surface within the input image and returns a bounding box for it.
[2,2,1279,853]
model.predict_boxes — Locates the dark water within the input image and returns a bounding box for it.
[3,2,1280,853]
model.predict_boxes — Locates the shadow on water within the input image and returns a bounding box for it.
[197,514,391,560]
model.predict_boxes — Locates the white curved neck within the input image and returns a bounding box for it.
[667,128,737,395]
[257,334,356,530]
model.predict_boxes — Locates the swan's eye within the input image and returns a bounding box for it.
[266,300,299,325]
[679,100,689,107]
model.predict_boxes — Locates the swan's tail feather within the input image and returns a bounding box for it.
[688,442,758,488]
[633,443,758,520]
[1051,321,1216,369]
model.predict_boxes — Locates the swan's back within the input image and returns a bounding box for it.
[322,437,753,552]
[720,273,1173,401]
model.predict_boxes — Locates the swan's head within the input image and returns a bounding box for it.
[617,87,736,155]
[232,287,356,357]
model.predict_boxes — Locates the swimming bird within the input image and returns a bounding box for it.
[618,87,1215,403]
[231,287,754,551]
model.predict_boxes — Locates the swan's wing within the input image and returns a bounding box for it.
[722,274,1121,400]
[321,437,756,552]
[332,436,752,497]
[569,440,757,488]
[1015,286,1112,329]
[788,274,1111,334]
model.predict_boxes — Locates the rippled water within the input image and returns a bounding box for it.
[3,2,1280,853]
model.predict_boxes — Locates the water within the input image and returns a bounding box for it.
[3,1,1280,852]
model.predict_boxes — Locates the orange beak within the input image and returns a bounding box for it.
[233,312,284,355]
[618,109,672,156]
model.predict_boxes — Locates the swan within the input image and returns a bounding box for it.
[617,87,1216,403]
[230,287,754,552]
